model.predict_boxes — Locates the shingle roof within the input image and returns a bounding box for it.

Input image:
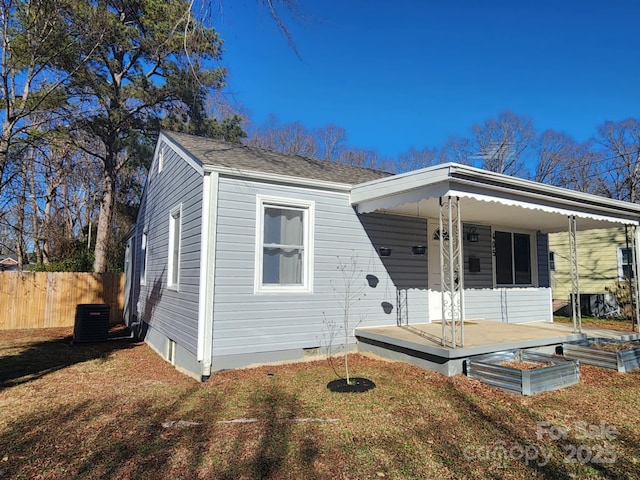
[163,130,392,185]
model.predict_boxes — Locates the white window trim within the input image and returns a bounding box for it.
[254,195,315,294]
[168,204,182,290]
[140,230,148,285]
[492,227,538,287]
[549,250,556,272]
[617,246,632,280]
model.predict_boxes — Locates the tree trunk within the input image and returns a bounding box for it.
[0,126,12,192]
[15,163,28,270]
[92,170,115,273]
[29,164,44,264]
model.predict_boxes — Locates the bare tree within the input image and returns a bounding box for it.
[469,111,536,175]
[596,119,640,203]
[256,0,305,58]
[395,146,439,173]
[533,130,580,185]
[273,121,319,157]
[316,123,346,161]
[560,141,602,194]
[438,135,474,165]
[335,145,386,170]
[248,115,319,157]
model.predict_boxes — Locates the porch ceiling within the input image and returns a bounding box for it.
[351,164,640,233]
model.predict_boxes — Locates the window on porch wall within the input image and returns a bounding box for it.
[495,231,532,285]
[617,247,634,280]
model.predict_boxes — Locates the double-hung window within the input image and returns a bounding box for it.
[617,246,634,280]
[494,230,533,286]
[256,196,314,293]
[168,205,182,289]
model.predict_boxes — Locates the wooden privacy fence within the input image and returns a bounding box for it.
[0,272,125,330]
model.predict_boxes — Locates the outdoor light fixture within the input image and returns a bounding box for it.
[378,246,392,257]
[467,227,479,243]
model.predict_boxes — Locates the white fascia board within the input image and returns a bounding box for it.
[450,177,640,224]
[159,132,204,176]
[449,165,640,219]
[202,164,353,192]
[356,182,451,214]
[351,162,640,224]
[350,164,453,204]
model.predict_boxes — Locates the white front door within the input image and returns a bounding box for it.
[428,220,442,321]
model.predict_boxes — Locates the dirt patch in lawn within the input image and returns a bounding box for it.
[1,326,640,479]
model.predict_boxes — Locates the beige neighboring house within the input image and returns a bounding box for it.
[549,226,633,316]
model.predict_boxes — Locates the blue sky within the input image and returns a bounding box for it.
[213,1,639,158]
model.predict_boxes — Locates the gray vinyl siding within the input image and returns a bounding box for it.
[135,140,203,356]
[536,232,550,288]
[465,288,553,322]
[358,213,428,289]
[212,178,428,358]
[463,223,493,288]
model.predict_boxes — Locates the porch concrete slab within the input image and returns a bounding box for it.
[356,321,640,376]
[355,320,588,360]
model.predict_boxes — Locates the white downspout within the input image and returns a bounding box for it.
[198,172,219,379]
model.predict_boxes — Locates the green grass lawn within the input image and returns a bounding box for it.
[1,326,639,479]
[554,314,637,331]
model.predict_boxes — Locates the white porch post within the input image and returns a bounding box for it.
[568,215,582,333]
[632,227,640,332]
[440,196,464,347]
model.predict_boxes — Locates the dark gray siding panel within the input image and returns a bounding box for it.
[135,140,203,356]
[358,213,428,289]
[212,178,429,358]
[463,223,493,288]
[537,232,550,288]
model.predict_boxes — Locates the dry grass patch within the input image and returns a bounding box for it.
[1,326,640,479]
[554,315,636,331]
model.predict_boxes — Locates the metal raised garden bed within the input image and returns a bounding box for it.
[562,338,640,373]
[466,350,580,396]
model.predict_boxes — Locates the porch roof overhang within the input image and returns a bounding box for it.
[350,163,640,232]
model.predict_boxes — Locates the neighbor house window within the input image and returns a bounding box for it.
[255,196,314,293]
[140,231,148,285]
[617,247,634,279]
[494,230,532,285]
[549,251,556,272]
[168,205,182,289]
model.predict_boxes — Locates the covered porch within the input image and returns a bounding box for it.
[351,163,640,361]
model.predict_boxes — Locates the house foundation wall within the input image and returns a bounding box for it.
[211,344,357,372]
[142,322,202,381]
[357,337,465,376]
[357,337,562,377]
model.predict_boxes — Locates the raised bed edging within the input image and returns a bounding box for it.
[562,338,640,373]
[466,350,580,396]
